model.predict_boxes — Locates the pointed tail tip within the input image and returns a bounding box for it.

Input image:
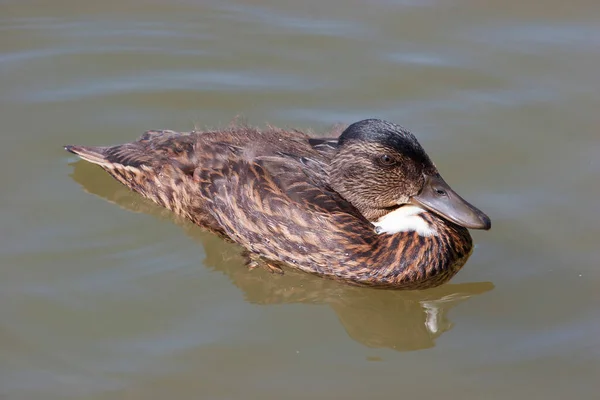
[64,144,91,155]
[64,144,88,157]
[63,144,108,165]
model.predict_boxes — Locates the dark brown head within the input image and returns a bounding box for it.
[328,119,491,230]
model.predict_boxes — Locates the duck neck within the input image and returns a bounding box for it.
[342,212,473,289]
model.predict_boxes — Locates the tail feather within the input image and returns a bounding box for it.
[64,145,110,166]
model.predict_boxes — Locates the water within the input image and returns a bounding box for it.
[2,0,599,399]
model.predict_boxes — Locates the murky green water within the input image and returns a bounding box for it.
[2,0,599,399]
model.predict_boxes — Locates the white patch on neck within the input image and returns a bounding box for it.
[373,205,437,236]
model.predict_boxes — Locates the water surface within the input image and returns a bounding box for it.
[1,0,599,399]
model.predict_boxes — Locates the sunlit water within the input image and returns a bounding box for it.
[1,1,599,399]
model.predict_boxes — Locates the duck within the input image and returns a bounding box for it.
[65,119,490,289]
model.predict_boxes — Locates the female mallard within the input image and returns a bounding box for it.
[65,119,490,289]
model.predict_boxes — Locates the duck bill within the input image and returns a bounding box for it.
[409,175,491,230]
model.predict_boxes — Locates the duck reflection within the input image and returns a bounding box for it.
[69,160,493,351]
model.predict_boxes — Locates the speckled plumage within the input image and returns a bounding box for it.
[65,119,479,289]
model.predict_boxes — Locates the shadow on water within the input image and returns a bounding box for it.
[68,159,494,352]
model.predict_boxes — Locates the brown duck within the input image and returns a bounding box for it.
[65,119,490,289]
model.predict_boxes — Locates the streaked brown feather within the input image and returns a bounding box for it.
[65,124,474,289]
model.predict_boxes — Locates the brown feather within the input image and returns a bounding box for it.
[65,123,475,289]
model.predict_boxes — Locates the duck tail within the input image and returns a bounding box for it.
[64,144,110,167]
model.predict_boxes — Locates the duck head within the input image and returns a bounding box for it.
[328,119,491,231]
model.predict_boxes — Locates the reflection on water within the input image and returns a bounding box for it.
[4,0,600,397]
[69,159,493,352]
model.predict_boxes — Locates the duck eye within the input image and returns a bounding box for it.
[378,154,396,166]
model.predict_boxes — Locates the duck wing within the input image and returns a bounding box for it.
[308,137,339,160]
[200,141,372,268]
[254,155,340,213]
[192,139,358,219]
[67,126,367,241]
